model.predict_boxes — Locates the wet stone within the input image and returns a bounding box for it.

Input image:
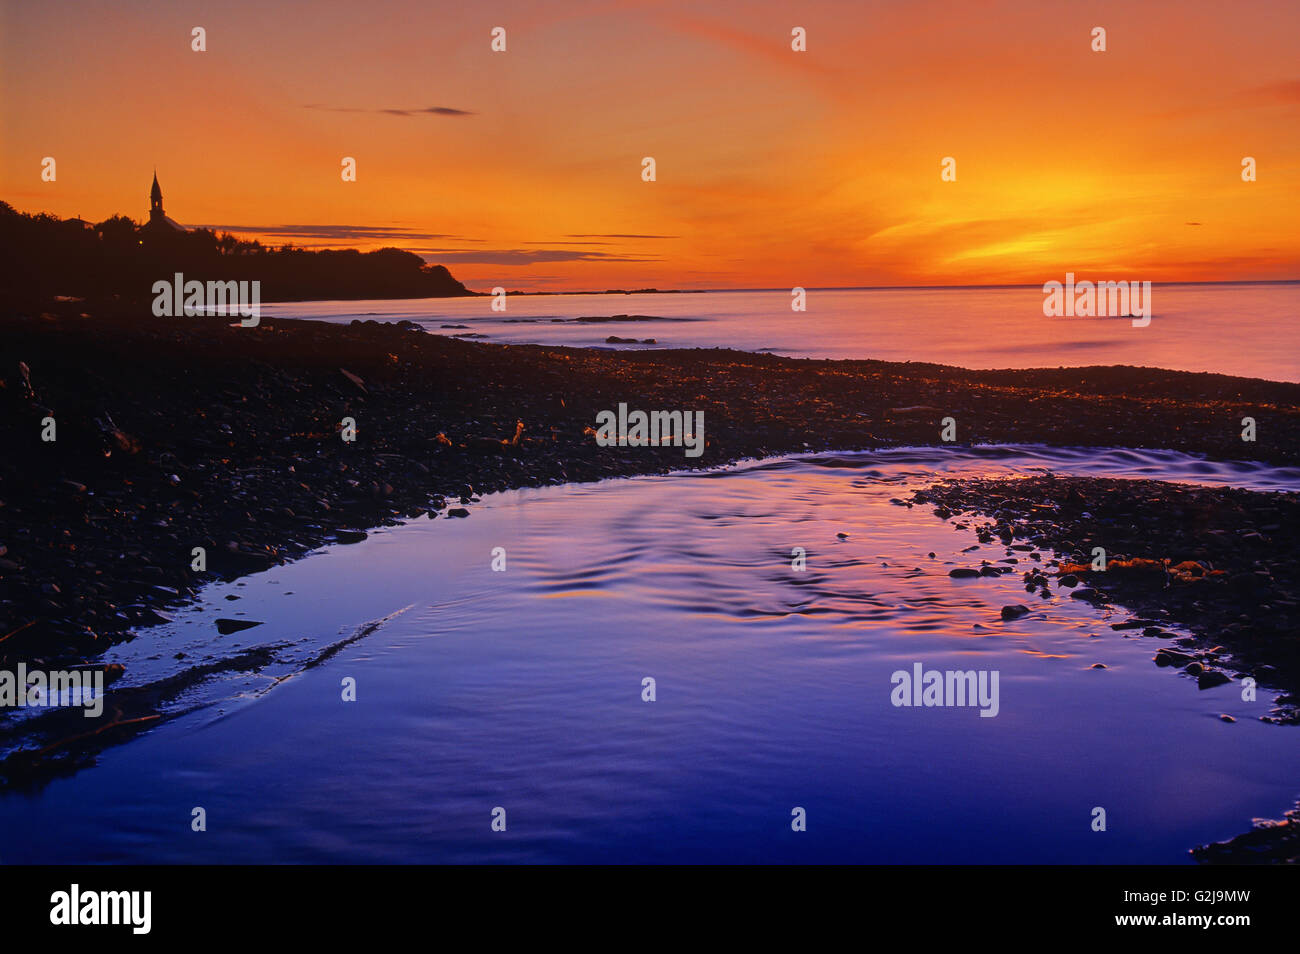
[214,618,264,635]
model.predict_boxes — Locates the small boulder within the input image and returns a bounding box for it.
[1198,670,1231,690]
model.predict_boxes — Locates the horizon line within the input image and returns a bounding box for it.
[491,279,1300,295]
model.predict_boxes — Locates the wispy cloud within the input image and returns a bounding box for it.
[1241,79,1300,105]
[197,224,475,242]
[520,240,619,247]
[660,12,845,89]
[1153,78,1300,120]
[303,104,475,117]
[194,227,663,266]
[411,248,661,266]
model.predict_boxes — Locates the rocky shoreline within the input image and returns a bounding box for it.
[908,474,1300,863]
[2,303,1299,788]
[908,475,1299,719]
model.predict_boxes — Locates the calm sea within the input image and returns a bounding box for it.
[265,282,1300,383]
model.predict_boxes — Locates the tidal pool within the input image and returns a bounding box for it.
[1,446,1295,863]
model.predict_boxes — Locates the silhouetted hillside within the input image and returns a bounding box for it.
[0,202,476,307]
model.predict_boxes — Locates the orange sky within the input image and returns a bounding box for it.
[3,0,1297,291]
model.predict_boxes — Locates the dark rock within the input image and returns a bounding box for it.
[1198,670,1231,690]
[214,618,264,635]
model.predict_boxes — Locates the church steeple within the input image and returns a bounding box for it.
[143,169,186,236]
[150,170,164,219]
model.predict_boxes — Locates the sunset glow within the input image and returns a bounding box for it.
[3,0,1297,290]
[4,0,1300,885]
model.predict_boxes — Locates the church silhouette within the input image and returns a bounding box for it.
[142,171,187,236]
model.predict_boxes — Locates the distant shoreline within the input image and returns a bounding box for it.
[273,278,1300,302]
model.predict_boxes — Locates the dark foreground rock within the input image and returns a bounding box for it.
[1192,801,1300,864]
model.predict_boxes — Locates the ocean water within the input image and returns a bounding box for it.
[264,283,1300,383]
[1,446,1296,864]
